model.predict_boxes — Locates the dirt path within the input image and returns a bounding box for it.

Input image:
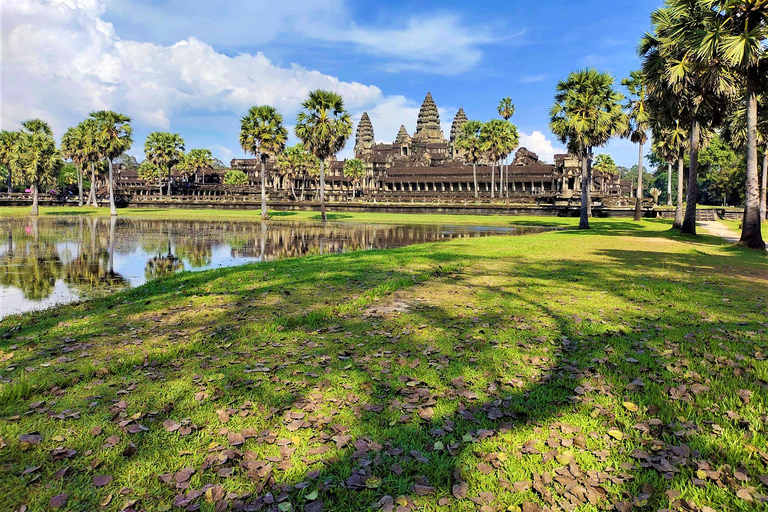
[698,220,742,244]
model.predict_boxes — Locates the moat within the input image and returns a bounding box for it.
[0,216,551,318]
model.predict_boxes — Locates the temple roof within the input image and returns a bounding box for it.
[395,125,411,145]
[415,92,442,142]
[450,108,468,142]
[354,112,374,151]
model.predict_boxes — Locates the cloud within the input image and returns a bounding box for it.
[518,131,563,164]
[519,74,547,84]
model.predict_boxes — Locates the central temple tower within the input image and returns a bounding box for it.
[414,92,444,143]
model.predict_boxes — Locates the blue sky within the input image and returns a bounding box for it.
[3,0,661,167]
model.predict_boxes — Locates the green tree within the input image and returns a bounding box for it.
[11,120,62,216]
[144,132,185,196]
[593,154,618,175]
[137,161,161,185]
[60,124,89,206]
[295,90,353,222]
[550,69,628,229]
[455,120,485,198]
[0,130,21,193]
[480,120,519,199]
[89,111,133,216]
[343,158,365,199]
[224,169,249,185]
[240,106,288,220]
[276,144,310,201]
[622,70,651,221]
[185,148,214,184]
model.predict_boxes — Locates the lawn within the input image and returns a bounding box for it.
[1,218,767,512]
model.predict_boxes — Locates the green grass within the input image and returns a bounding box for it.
[1,217,767,512]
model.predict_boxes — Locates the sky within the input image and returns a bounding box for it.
[1,0,661,167]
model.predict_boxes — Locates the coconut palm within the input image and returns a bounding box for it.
[343,158,365,200]
[295,90,353,222]
[144,132,185,196]
[185,148,214,184]
[455,120,485,199]
[550,69,628,229]
[690,0,767,247]
[240,106,288,220]
[11,120,62,216]
[639,1,737,236]
[622,70,651,221]
[481,119,519,199]
[89,111,133,216]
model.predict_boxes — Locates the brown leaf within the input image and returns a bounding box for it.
[94,475,113,487]
[305,500,324,512]
[175,467,195,483]
[452,482,468,499]
[50,493,68,508]
[163,419,180,432]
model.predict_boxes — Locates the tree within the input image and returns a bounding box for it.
[137,161,161,186]
[185,149,214,184]
[295,90,353,222]
[144,132,185,196]
[276,144,308,201]
[640,1,736,236]
[550,69,628,229]
[0,130,20,193]
[224,169,249,185]
[455,120,485,198]
[622,70,651,221]
[89,111,133,216]
[498,98,516,195]
[11,119,62,216]
[343,158,365,199]
[60,124,90,206]
[481,120,519,199]
[240,106,288,220]
[593,154,618,175]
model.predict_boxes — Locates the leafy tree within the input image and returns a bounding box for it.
[622,70,651,221]
[58,163,79,189]
[10,119,62,215]
[0,130,21,193]
[137,161,161,185]
[481,120,519,199]
[144,132,185,196]
[276,144,307,201]
[240,106,288,220]
[593,154,618,175]
[295,90,352,222]
[496,98,518,197]
[89,111,133,216]
[60,123,92,206]
[455,120,485,198]
[185,149,214,184]
[550,69,628,229]
[343,158,365,199]
[116,153,139,170]
[224,169,248,185]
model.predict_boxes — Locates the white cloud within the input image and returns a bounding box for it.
[518,131,563,164]
[519,74,547,84]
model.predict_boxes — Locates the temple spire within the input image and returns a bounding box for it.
[395,125,411,145]
[450,108,468,142]
[354,112,374,159]
[414,92,443,142]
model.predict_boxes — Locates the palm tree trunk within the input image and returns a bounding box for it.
[31,182,39,216]
[290,175,298,201]
[760,146,767,223]
[666,162,672,206]
[579,149,590,230]
[473,163,478,199]
[167,169,172,196]
[89,162,98,207]
[260,157,268,220]
[739,70,765,249]
[159,174,163,196]
[108,159,117,216]
[491,163,495,199]
[6,165,11,193]
[301,178,306,201]
[77,163,83,207]
[673,157,684,230]
[499,160,503,197]
[681,120,701,235]
[633,142,644,222]
[319,159,327,222]
[586,148,593,218]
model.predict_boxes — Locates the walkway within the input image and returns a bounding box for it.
[699,220,768,250]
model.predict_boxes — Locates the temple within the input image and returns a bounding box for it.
[113,92,633,204]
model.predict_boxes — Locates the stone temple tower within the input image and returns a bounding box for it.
[450,108,468,158]
[414,92,444,143]
[354,112,374,161]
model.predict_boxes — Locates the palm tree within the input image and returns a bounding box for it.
[640,1,737,236]
[481,119,519,199]
[144,132,185,196]
[0,130,20,193]
[11,120,62,216]
[295,90,353,222]
[185,149,214,184]
[693,0,767,248]
[550,69,628,229]
[498,98,516,195]
[74,119,101,208]
[276,144,309,201]
[622,70,651,221]
[60,124,88,206]
[89,111,133,216]
[343,158,365,200]
[455,121,484,199]
[240,106,288,220]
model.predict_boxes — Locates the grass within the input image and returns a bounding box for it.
[1,217,767,512]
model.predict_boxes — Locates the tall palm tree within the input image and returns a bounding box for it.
[240,106,288,220]
[295,90,352,222]
[343,158,365,200]
[622,70,651,221]
[185,148,214,184]
[640,1,737,236]
[0,130,20,193]
[72,119,102,208]
[276,144,309,201]
[455,120,485,199]
[498,98,516,196]
[61,124,87,206]
[144,132,185,196]
[89,111,133,216]
[693,0,767,248]
[11,120,62,216]
[550,69,628,229]
[481,119,519,199]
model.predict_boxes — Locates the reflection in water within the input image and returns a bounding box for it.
[0,216,549,318]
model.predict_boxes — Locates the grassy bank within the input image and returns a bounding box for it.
[1,219,767,511]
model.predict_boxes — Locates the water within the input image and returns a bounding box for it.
[0,216,548,318]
